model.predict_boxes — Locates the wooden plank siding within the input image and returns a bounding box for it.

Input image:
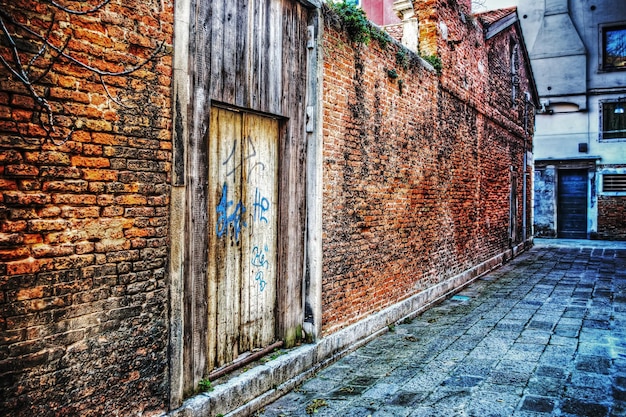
[182,0,315,395]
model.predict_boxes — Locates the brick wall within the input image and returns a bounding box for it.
[0,1,173,415]
[0,0,536,413]
[597,196,626,240]
[320,1,533,334]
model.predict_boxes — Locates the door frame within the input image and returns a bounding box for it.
[556,168,589,239]
[168,0,323,408]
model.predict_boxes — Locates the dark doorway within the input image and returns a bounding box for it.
[557,169,588,238]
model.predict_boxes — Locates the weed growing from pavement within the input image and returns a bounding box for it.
[306,399,328,414]
[198,378,213,393]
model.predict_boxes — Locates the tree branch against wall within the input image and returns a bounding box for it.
[471,0,487,12]
[0,0,165,144]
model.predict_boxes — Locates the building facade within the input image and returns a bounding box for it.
[361,0,401,26]
[518,0,626,239]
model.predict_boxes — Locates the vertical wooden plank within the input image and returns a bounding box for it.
[207,107,220,372]
[240,155,252,355]
[259,0,270,110]
[209,107,244,368]
[222,0,238,102]
[210,0,225,102]
[267,0,283,114]
[224,108,244,367]
[246,0,262,109]
[184,0,216,391]
[303,9,324,343]
[242,113,279,349]
[277,2,308,348]
[260,117,279,346]
[235,0,250,108]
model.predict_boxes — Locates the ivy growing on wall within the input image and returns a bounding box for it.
[326,1,391,48]
[422,54,443,75]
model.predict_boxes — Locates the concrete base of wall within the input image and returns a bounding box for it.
[166,242,528,417]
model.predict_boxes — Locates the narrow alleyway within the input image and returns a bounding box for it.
[258,240,626,417]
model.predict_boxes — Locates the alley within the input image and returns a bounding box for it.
[258,240,626,417]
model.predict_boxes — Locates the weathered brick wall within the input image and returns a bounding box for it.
[597,196,626,240]
[321,1,533,334]
[0,1,173,415]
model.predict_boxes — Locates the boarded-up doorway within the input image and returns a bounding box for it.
[207,105,279,371]
[557,169,588,239]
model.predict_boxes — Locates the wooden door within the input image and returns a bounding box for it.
[208,105,279,371]
[557,169,588,239]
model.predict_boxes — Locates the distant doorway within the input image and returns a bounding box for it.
[557,169,588,238]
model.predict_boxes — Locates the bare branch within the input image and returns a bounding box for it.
[30,34,70,85]
[0,1,165,144]
[0,13,57,134]
[0,14,30,83]
[26,17,55,76]
[45,0,111,15]
[3,10,165,77]
[99,74,134,109]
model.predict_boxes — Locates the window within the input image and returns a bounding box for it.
[601,99,626,140]
[511,43,520,105]
[603,174,626,192]
[602,25,626,70]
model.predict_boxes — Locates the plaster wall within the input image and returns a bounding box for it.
[519,0,626,240]
[533,111,589,160]
[533,166,557,237]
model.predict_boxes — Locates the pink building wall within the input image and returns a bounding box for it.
[361,0,401,26]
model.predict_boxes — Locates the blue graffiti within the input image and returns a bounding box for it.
[252,245,270,292]
[253,188,270,224]
[222,137,267,178]
[255,271,267,292]
[252,245,270,268]
[216,183,247,242]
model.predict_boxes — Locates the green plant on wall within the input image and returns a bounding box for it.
[327,1,391,48]
[396,48,410,70]
[371,28,392,49]
[422,54,443,74]
[328,1,371,44]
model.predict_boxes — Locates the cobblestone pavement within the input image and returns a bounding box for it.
[258,240,626,417]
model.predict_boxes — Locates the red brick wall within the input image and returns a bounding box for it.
[0,1,173,415]
[320,2,533,334]
[598,195,626,240]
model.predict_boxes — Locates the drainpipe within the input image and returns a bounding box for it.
[523,150,527,243]
[522,92,530,244]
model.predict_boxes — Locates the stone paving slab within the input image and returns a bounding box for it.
[257,240,626,417]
